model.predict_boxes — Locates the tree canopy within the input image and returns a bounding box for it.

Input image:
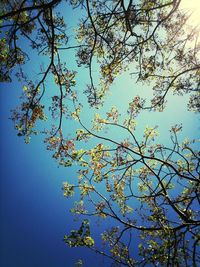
[1,0,200,266]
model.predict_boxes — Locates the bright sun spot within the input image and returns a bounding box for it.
[179,0,200,29]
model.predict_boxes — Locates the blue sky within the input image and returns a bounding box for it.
[1,66,199,267]
[0,83,110,267]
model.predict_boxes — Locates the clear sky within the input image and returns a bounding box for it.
[0,2,199,267]
[0,83,107,267]
[0,68,199,267]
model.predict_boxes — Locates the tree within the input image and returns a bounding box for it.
[1,0,200,266]
[62,106,200,266]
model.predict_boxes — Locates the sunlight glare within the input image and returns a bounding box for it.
[180,0,200,29]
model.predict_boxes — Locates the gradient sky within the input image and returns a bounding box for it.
[0,70,199,267]
[0,2,200,267]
